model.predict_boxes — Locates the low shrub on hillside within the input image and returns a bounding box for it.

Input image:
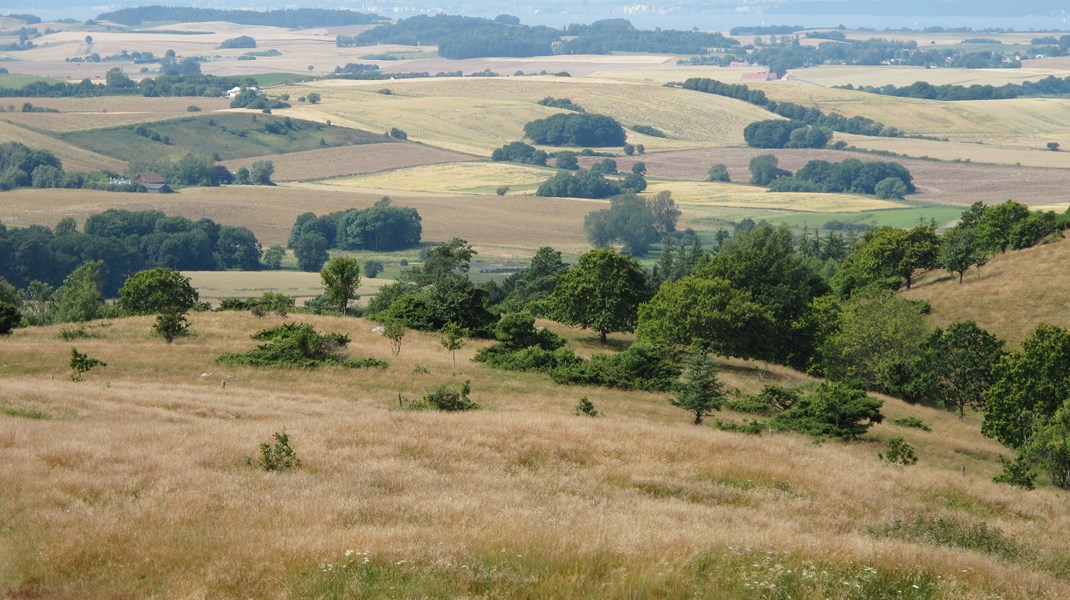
[410,380,479,412]
[217,323,387,369]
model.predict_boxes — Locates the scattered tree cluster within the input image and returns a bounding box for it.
[523,113,627,147]
[288,198,422,271]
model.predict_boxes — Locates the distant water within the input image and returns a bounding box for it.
[9,5,1069,33]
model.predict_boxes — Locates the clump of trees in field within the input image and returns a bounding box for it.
[743,120,832,149]
[524,113,627,147]
[288,198,422,272]
[219,35,256,49]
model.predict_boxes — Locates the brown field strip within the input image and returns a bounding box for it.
[222,143,474,182]
[632,147,1070,206]
[0,120,126,172]
[0,96,233,132]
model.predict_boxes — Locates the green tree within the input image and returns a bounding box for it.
[49,260,107,323]
[935,322,1006,418]
[976,200,1030,254]
[320,256,361,314]
[748,154,790,185]
[646,190,680,237]
[875,177,908,199]
[670,349,726,425]
[1025,400,1070,488]
[306,92,321,104]
[636,276,772,359]
[773,382,883,440]
[118,268,199,315]
[495,246,568,314]
[548,249,649,344]
[706,164,730,182]
[293,232,329,272]
[0,302,20,335]
[440,322,469,366]
[250,160,275,185]
[940,225,987,284]
[153,307,190,343]
[363,260,384,278]
[262,245,285,270]
[382,319,405,356]
[983,324,1070,449]
[69,347,106,381]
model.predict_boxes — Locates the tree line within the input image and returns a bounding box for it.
[0,209,262,295]
[288,199,422,272]
[841,74,1070,101]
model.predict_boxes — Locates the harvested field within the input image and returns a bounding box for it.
[281,77,773,153]
[322,161,554,194]
[782,65,1070,88]
[0,96,232,132]
[843,135,1070,169]
[0,185,596,257]
[183,270,391,306]
[633,147,1070,206]
[0,121,126,172]
[223,143,473,182]
[644,180,903,212]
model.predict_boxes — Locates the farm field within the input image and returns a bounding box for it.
[223,143,473,182]
[902,236,1070,347]
[634,147,1070,207]
[57,113,388,164]
[0,120,126,173]
[183,270,391,306]
[322,161,555,194]
[0,96,232,132]
[842,135,1070,169]
[2,312,1068,598]
[783,65,1070,88]
[0,186,596,256]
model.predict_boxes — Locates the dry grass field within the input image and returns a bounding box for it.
[222,144,473,182]
[0,96,232,132]
[783,66,1070,88]
[2,312,1069,598]
[902,236,1070,347]
[0,186,596,257]
[183,270,392,306]
[643,180,903,212]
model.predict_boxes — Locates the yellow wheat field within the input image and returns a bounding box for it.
[645,180,906,212]
[320,161,554,194]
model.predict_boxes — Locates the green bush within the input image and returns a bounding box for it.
[550,344,679,392]
[771,382,883,440]
[412,380,479,412]
[879,436,918,465]
[575,397,599,416]
[250,431,300,471]
[153,308,190,343]
[0,302,22,335]
[870,515,1019,560]
[217,323,387,369]
[992,454,1035,489]
[726,385,800,415]
[69,347,106,381]
[891,416,931,431]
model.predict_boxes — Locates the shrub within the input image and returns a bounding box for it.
[891,416,931,431]
[0,302,21,335]
[706,164,730,182]
[187,105,201,112]
[153,308,190,343]
[389,127,407,140]
[363,260,384,278]
[57,326,101,341]
[551,344,680,392]
[771,382,883,440]
[992,454,1036,489]
[575,397,599,416]
[870,515,1019,560]
[250,431,300,471]
[217,323,387,369]
[726,385,800,415]
[496,186,509,196]
[69,347,106,381]
[880,436,918,465]
[413,380,479,412]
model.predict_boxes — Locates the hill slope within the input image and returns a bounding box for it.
[903,235,1070,346]
[1,312,1067,598]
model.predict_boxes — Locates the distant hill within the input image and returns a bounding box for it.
[96,6,384,28]
[903,235,1070,346]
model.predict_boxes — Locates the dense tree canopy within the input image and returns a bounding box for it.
[118,268,199,315]
[548,249,649,344]
[524,113,626,147]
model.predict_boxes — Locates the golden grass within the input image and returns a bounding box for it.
[1,312,1068,598]
[322,161,554,194]
[182,270,391,306]
[0,96,232,132]
[902,236,1070,347]
[842,134,1070,169]
[644,180,904,212]
[783,66,1070,88]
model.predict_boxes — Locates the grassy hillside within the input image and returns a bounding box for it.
[903,235,1070,347]
[58,113,390,163]
[1,312,1068,598]
[0,120,126,173]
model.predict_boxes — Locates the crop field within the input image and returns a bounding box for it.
[183,270,391,306]
[644,180,902,212]
[322,161,554,194]
[0,96,232,132]
[781,65,1070,88]
[0,185,596,257]
[223,143,473,182]
[0,121,126,173]
[279,77,772,154]
[842,135,1070,169]
[633,147,1070,206]
[903,236,1070,347]
[58,113,389,163]
[0,73,53,89]
[2,312,1069,598]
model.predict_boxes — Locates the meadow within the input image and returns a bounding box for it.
[2,312,1069,598]
[903,236,1070,347]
